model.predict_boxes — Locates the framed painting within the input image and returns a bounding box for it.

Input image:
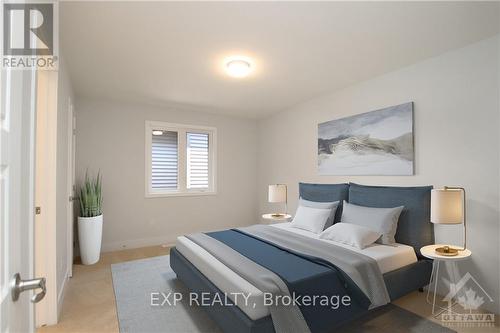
[318,102,414,175]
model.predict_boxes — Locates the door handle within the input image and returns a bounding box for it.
[11,273,46,303]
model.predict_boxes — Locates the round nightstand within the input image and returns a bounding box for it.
[421,244,471,261]
[261,214,292,224]
[420,244,472,315]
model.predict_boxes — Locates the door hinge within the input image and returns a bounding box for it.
[35,207,41,215]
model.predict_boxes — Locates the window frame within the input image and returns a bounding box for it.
[145,121,217,198]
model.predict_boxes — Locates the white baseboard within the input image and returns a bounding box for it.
[100,225,244,253]
[57,268,70,320]
[101,235,176,253]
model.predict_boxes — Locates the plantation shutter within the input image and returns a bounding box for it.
[151,131,178,190]
[186,132,209,189]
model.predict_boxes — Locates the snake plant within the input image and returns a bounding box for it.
[79,171,103,217]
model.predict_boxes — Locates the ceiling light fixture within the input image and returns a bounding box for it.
[225,57,253,78]
[152,130,163,136]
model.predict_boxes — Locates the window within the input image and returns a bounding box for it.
[186,132,209,189]
[151,130,178,190]
[145,121,216,197]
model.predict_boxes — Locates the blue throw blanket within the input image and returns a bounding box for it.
[207,229,370,333]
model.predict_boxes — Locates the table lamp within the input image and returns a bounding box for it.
[430,186,466,256]
[268,184,287,218]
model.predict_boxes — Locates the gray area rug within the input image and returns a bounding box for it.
[111,255,455,333]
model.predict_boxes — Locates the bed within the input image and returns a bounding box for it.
[170,183,434,333]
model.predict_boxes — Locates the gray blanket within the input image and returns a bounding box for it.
[187,232,310,333]
[240,225,390,307]
[187,225,390,333]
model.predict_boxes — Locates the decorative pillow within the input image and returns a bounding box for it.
[341,201,404,244]
[319,223,381,249]
[299,198,339,229]
[290,205,332,234]
[348,182,433,257]
[299,182,349,224]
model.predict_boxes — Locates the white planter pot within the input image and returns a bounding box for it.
[78,214,103,265]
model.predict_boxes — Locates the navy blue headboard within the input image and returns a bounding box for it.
[348,183,434,258]
[299,182,349,224]
[298,182,434,258]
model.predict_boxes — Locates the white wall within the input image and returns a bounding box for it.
[258,36,500,313]
[75,99,258,251]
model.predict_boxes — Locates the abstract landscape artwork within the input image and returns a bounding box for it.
[318,102,414,175]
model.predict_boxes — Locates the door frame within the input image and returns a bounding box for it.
[34,71,59,327]
[66,97,75,278]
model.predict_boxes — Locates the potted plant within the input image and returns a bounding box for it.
[78,171,103,265]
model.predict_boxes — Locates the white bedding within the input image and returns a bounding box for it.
[175,223,417,320]
[272,223,417,274]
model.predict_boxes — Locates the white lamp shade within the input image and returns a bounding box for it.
[268,184,287,203]
[431,189,464,224]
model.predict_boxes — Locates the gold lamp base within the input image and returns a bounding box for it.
[271,213,286,218]
[435,246,458,256]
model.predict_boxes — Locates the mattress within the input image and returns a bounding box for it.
[176,236,270,320]
[175,223,417,320]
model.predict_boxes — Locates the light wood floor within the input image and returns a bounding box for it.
[38,246,170,333]
[39,246,498,333]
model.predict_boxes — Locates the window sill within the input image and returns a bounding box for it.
[145,191,217,198]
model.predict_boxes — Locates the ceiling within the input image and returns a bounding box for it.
[61,1,500,119]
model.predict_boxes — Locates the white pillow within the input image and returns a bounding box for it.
[290,205,332,234]
[319,223,381,249]
[341,201,404,245]
[299,198,339,229]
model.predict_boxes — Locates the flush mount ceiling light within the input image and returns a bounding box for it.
[152,130,163,136]
[224,57,253,78]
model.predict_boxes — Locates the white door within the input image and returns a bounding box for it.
[0,67,45,332]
